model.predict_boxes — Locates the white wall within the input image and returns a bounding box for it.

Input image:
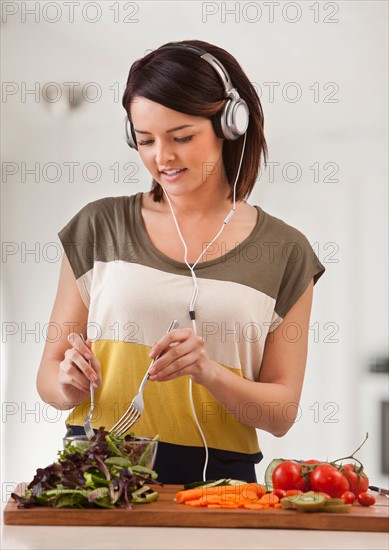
[1,1,388,499]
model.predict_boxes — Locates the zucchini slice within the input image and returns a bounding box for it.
[183,478,246,490]
[264,459,286,491]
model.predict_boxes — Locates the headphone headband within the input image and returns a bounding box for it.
[159,43,236,96]
[124,42,249,148]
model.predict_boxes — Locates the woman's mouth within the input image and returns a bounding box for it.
[159,168,187,181]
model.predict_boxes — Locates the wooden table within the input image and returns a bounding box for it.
[4,484,389,531]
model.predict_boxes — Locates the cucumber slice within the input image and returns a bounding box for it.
[264,459,285,491]
[183,480,217,490]
[225,479,246,486]
[205,479,232,488]
[183,478,245,490]
[198,478,246,488]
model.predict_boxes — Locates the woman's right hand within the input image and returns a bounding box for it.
[58,333,102,405]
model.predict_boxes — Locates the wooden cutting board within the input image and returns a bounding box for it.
[4,484,389,531]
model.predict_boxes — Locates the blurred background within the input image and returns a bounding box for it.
[1,1,388,499]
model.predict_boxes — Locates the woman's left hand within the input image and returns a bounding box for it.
[147,327,217,386]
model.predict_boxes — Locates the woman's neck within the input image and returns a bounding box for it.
[158,182,234,220]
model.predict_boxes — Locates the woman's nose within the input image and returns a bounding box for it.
[155,141,175,165]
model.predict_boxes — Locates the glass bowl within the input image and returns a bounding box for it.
[62,434,158,470]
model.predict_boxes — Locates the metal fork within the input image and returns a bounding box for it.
[109,320,179,436]
[80,333,95,440]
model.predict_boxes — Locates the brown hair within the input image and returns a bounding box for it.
[122,39,267,202]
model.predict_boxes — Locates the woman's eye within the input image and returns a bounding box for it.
[138,136,193,146]
[175,136,193,143]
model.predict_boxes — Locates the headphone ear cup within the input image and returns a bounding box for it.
[213,96,250,141]
[211,110,225,139]
[124,116,138,149]
[221,97,250,140]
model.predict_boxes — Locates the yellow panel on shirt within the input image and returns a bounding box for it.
[67,339,261,456]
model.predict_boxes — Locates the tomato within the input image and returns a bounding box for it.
[341,463,369,496]
[341,491,356,504]
[357,492,375,506]
[300,460,322,486]
[310,464,349,498]
[273,489,286,499]
[272,461,309,492]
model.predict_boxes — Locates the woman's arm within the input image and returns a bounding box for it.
[204,279,313,436]
[148,279,314,436]
[36,254,101,410]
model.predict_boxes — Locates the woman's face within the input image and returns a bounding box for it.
[130,96,227,199]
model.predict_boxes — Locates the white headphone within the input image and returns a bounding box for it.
[124,42,250,149]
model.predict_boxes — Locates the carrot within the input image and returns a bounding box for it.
[203,486,243,496]
[177,484,264,500]
[239,487,259,501]
[258,493,279,505]
[243,483,266,499]
[184,499,203,507]
[243,503,264,510]
[220,502,240,508]
[176,488,204,503]
[199,496,224,504]
[175,484,279,510]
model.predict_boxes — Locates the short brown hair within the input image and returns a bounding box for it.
[122,39,267,202]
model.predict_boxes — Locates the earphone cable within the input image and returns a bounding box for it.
[160,131,247,480]
[233,132,247,207]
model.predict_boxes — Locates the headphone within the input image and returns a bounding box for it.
[124,42,250,149]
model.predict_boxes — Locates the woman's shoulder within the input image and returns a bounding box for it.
[83,193,140,216]
[254,203,313,247]
[59,193,141,241]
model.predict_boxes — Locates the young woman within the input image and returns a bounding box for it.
[37,39,325,484]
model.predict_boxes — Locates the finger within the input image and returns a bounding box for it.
[89,356,102,385]
[149,328,192,359]
[149,339,195,375]
[65,346,98,383]
[68,333,93,361]
[84,339,102,385]
[149,351,198,381]
[150,332,204,373]
[59,361,91,393]
[68,334,96,378]
[62,375,90,394]
[160,369,191,383]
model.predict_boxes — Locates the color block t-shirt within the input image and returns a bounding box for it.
[58,192,325,483]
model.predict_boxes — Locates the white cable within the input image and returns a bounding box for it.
[232,131,247,208]
[162,131,247,317]
[161,131,247,481]
[161,188,199,315]
[188,377,209,481]
[188,317,209,480]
